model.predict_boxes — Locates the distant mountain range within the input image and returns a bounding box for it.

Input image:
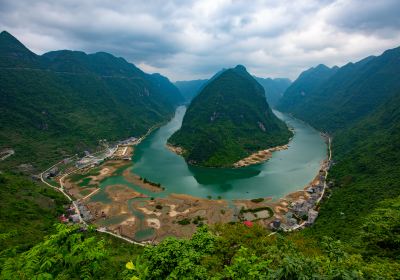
[0,31,183,170]
[168,65,292,167]
[277,48,400,132]
[175,74,291,107]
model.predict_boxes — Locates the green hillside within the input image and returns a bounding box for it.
[277,48,400,131]
[0,31,183,171]
[276,47,400,255]
[168,65,292,167]
[306,92,400,246]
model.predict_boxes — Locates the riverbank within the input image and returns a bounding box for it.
[166,143,185,155]
[233,144,289,168]
[46,108,330,244]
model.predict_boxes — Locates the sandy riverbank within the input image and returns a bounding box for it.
[166,143,185,155]
[233,144,289,168]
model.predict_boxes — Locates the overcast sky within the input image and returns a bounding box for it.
[1,0,399,81]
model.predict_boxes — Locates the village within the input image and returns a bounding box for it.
[40,133,332,244]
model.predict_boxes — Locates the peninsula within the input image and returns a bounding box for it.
[167,65,292,167]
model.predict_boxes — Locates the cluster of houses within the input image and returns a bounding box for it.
[59,205,81,224]
[43,167,59,179]
[59,202,94,224]
[117,137,138,146]
[269,161,332,232]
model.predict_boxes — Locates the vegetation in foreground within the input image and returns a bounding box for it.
[2,218,400,279]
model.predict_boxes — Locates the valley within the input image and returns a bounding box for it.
[1,3,400,275]
[42,106,330,243]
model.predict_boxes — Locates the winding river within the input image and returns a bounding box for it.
[124,106,326,200]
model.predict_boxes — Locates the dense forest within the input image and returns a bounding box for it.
[168,65,292,167]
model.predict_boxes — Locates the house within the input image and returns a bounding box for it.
[70,214,81,223]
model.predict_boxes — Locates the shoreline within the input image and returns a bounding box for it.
[233,144,289,168]
[47,113,331,244]
[166,142,290,169]
[166,143,185,155]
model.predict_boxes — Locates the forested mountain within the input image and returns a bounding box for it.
[254,77,291,107]
[307,89,400,245]
[0,31,183,170]
[175,74,290,107]
[168,65,291,167]
[277,47,400,131]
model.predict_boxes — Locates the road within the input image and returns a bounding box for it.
[40,151,147,246]
[286,136,332,232]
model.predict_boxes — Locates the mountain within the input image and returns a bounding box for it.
[175,74,291,106]
[168,65,292,167]
[308,91,400,245]
[276,64,338,115]
[174,79,208,102]
[0,31,183,170]
[277,48,400,131]
[0,31,41,68]
[254,77,291,107]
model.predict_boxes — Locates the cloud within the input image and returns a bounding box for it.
[0,0,399,81]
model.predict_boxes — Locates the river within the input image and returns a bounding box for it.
[123,106,327,200]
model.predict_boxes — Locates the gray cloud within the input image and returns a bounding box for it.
[0,0,399,80]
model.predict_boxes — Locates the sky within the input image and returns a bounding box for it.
[1,0,400,81]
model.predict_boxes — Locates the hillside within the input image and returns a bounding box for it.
[277,48,400,131]
[168,65,292,167]
[175,75,291,107]
[0,31,183,171]
[274,47,400,251]
[306,91,400,246]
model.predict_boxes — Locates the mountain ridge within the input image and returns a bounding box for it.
[0,31,183,170]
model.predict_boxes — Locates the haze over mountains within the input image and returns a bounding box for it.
[0,31,183,169]
[175,76,291,107]
[168,65,292,167]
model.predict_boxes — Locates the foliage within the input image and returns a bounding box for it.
[361,196,400,258]
[169,65,292,167]
[137,226,217,279]
[121,224,400,279]
[1,224,107,279]
[306,92,400,249]
[0,173,68,264]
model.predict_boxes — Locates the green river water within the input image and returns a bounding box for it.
[98,106,327,200]
[91,106,326,240]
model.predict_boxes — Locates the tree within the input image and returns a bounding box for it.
[1,224,107,279]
